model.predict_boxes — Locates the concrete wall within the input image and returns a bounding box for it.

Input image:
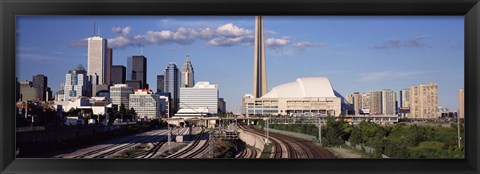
[238,129,264,154]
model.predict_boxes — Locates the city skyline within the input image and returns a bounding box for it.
[16,16,464,112]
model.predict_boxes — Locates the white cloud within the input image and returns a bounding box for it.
[216,23,252,37]
[112,26,131,35]
[293,42,327,50]
[373,35,428,49]
[69,23,324,52]
[357,71,435,82]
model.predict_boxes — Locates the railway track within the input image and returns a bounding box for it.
[238,124,285,158]
[183,133,209,158]
[236,145,258,158]
[91,129,169,158]
[239,124,335,158]
[71,129,168,158]
[167,128,206,158]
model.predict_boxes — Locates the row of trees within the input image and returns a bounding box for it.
[258,116,464,158]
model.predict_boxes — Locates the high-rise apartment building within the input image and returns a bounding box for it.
[346,94,354,105]
[181,54,194,88]
[127,55,147,88]
[399,88,410,117]
[129,89,161,120]
[364,89,397,116]
[381,89,397,115]
[110,84,134,111]
[370,90,383,115]
[157,75,164,94]
[32,74,47,101]
[409,82,439,119]
[459,88,464,118]
[351,92,370,115]
[111,65,126,84]
[64,64,89,101]
[165,63,180,114]
[87,36,108,85]
[361,93,371,111]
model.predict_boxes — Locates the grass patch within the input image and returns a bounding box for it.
[118,146,147,158]
[260,144,273,158]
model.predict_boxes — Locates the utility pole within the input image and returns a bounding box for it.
[318,117,322,146]
[457,115,461,148]
[167,122,171,154]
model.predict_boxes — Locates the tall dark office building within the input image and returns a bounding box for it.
[127,55,147,88]
[111,65,126,84]
[125,80,142,89]
[46,87,52,101]
[157,75,165,94]
[165,63,180,114]
[32,74,47,101]
[106,48,113,85]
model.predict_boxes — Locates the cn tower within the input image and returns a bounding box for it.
[253,16,268,98]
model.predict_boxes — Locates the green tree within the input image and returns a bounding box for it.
[349,126,363,145]
[129,107,137,120]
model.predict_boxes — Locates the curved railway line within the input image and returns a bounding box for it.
[235,145,259,158]
[238,124,336,158]
[167,128,207,158]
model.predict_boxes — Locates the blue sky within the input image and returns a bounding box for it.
[16,16,464,112]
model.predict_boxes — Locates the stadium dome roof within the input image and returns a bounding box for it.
[261,77,337,98]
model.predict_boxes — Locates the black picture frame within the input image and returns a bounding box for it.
[1,0,479,174]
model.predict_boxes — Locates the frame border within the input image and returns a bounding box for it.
[1,0,479,174]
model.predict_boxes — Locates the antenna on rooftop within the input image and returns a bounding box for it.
[93,22,96,36]
[141,46,144,55]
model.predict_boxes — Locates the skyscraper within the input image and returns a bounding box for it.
[381,89,397,115]
[370,90,383,115]
[181,53,194,87]
[111,65,126,84]
[87,36,108,85]
[64,64,89,101]
[32,74,47,101]
[178,82,219,114]
[253,16,267,98]
[110,84,134,111]
[165,63,180,114]
[127,55,147,88]
[351,93,361,115]
[157,75,165,94]
[458,88,464,118]
[106,48,113,85]
[409,82,439,119]
[399,88,411,117]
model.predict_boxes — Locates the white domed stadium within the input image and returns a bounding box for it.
[261,77,336,98]
[243,77,342,116]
